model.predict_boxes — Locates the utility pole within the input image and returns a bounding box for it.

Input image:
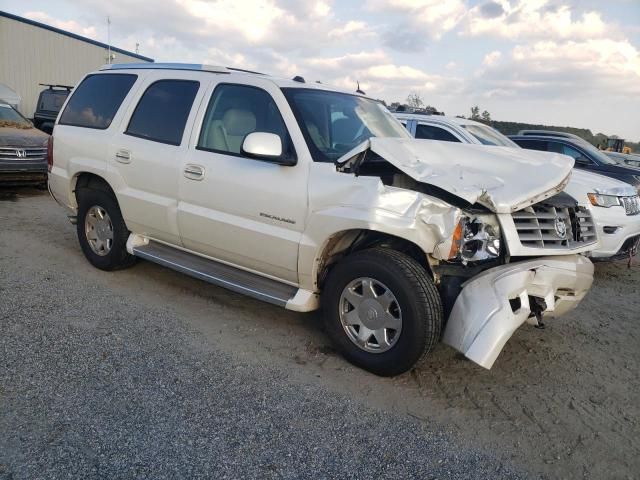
[107,16,112,64]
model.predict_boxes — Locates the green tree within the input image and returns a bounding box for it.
[481,110,491,121]
[406,92,424,109]
[470,105,480,120]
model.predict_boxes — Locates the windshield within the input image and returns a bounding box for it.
[282,88,409,162]
[0,103,30,127]
[461,124,518,147]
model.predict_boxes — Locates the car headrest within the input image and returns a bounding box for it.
[222,109,256,137]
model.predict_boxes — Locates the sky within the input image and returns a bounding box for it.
[2,0,639,140]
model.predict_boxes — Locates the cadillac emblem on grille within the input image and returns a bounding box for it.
[554,216,567,239]
[15,149,27,158]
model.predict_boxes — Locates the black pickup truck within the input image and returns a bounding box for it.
[32,84,72,134]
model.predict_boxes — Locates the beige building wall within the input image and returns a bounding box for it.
[0,13,152,118]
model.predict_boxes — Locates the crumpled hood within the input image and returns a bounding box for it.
[0,127,49,147]
[340,138,574,213]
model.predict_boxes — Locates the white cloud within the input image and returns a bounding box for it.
[464,0,608,41]
[367,0,466,50]
[24,11,98,39]
[474,38,640,99]
[482,50,502,66]
[328,20,373,38]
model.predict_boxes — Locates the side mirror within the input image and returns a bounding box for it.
[241,132,294,165]
[575,156,591,165]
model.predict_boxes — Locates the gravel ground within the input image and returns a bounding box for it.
[2,189,639,479]
[0,190,520,479]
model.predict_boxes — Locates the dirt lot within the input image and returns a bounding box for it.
[1,189,638,479]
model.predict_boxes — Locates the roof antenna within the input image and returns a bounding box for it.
[356,81,365,95]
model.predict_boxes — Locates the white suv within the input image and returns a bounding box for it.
[395,113,640,260]
[49,63,596,376]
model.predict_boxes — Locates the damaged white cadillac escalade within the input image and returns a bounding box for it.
[48,63,596,376]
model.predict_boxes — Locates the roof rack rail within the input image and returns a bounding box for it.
[517,130,583,140]
[39,83,74,90]
[227,67,266,75]
[100,63,230,74]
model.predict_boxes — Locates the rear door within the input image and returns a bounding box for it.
[108,73,203,245]
[177,79,308,283]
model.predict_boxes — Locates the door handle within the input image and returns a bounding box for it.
[115,149,131,163]
[184,164,205,180]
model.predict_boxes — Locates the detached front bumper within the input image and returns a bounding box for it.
[442,255,593,369]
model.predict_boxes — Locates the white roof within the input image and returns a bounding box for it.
[393,112,485,128]
[100,63,365,97]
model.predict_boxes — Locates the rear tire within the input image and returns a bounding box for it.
[322,248,443,376]
[76,186,136,271]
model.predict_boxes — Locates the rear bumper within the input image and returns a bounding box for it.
[442,255,593,369]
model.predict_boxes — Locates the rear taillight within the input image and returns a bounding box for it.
[47,136,53,173]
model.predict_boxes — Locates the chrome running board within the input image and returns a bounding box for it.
[132,241,298,307]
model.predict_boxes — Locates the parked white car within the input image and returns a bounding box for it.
[395,113,640,260]
[49,64,596,375]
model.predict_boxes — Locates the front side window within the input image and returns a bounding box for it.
[126,80,199,146]
[198,84,294,160]
[283,88,409,162]
[59,74,137,129]
[460,124,518,147]
[547,142,592,163]
[415,124,460,142]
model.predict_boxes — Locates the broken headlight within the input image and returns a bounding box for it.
[448,215,501,264]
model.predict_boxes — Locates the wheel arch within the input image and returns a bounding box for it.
[314,229,433,289]
[73,172,117,203]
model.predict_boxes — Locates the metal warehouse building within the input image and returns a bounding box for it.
[0,10,153,119]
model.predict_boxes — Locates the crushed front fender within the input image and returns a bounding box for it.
[442,255,594,369]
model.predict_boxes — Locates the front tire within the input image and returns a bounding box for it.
[76,187,136,271]
[323,248,443,376]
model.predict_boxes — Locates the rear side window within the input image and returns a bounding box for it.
[415,124,460,142]
[59,74,137,129]
[126,80,200,146]
[513,139,548,151]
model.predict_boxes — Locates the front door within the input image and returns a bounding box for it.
[177,81,308,284]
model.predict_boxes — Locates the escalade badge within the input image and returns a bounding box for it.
[15,149,27,158]
[554,217,567,239]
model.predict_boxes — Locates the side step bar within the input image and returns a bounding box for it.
[131,241,299,308]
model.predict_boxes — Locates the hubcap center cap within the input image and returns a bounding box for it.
[357,299,386,330]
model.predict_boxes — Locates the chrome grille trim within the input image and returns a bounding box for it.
[512,204,597,249]
[621,196,640,216]
[0,147,47,162]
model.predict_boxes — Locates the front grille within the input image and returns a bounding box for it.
[621,196,640,216]
[512,203,597,249]
[0,146,47,162]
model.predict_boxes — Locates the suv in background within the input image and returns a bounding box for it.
[395,113,640,260]
[49,63,596,375]
[0,100,49,186]
[510,132,640,193]
[33,84,72,134]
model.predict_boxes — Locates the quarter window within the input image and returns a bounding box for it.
[198,84,294,160]
[415,124,460,143]
[126,80,199,146]
[59,74,137,129]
